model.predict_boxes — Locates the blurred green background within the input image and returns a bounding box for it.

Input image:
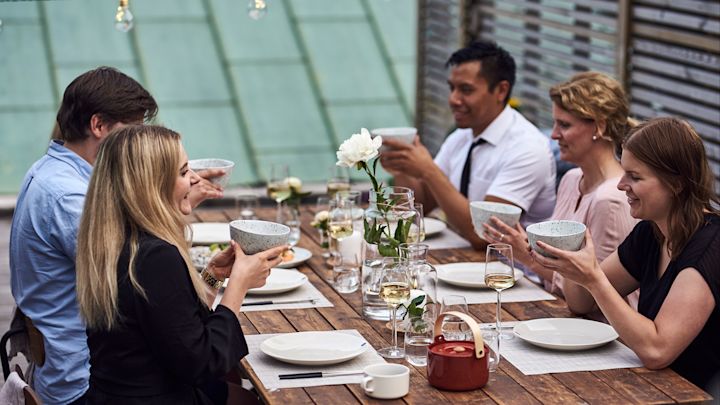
[0,0,417,193]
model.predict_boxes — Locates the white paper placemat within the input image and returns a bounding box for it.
[244,329,386,389]
[424,228,472,250]
[212,271,333,312]
[437,277,556,304]
[485,321,643,375]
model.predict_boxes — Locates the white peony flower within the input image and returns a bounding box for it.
[336,128,382,168]
[286,177,302,190]
[315,210,329,222]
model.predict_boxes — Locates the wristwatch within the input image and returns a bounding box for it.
[200,267,224,290]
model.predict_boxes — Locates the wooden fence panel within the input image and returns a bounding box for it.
[629,0,720,189]
[463,0,623,131]
[414,0,463,155]
[459,0,719,189]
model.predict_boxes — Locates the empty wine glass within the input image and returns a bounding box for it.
[439,295,472,341]
[485,243,515,340]
[377,257,410,359]
[267,164,290,215]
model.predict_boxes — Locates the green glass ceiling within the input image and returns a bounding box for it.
[0,0,416,193]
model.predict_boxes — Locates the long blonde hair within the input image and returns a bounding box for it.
[624,117,720,258]
[549,71,636,155]
[77,125,205,330]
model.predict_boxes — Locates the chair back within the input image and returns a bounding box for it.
[0,308,45,380]
[15,365,42,405]
[23,317,45,367]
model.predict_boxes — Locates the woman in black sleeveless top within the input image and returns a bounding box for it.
[532,117,719,392]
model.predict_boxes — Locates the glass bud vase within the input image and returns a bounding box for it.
[361,191,419,321]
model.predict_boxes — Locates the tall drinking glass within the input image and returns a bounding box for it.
[276,202,301,247]
[485,243,515,340]
[439,295,472,341]
[399,243,437,303]
[406,203,425,243]
[377,257,410,359]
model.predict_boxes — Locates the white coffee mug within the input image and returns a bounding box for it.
[361,363,410,399]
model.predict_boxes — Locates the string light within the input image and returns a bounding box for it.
[115,0,134,32]
[247,0,268,20]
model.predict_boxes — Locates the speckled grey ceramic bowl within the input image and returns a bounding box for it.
[470,201,522,240]
[229,220,290,255]
[526,220,586,258]
[371,127,416,152]
[188,159,235,187]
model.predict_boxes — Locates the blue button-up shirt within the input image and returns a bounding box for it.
[10,140,92,404]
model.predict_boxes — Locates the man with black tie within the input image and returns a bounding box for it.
[380,41,556,250]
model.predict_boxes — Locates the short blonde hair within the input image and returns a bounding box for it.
[550,71,635,154]
[77,125,204,330]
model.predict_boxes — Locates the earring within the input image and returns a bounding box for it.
[592,135,597,141]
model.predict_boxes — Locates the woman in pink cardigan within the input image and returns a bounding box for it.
[484,72,638,307]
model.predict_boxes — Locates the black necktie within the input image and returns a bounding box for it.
[460,138,486,197]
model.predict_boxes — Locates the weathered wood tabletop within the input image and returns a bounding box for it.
[190,206,713,404]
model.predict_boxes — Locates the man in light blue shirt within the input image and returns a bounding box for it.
[10,67,159,404]
[10,67,229,404]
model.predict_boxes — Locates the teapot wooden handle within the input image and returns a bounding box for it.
[433,311,485,359]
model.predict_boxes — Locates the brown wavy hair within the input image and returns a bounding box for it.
[624,117,720,259]
[549,71,636,155]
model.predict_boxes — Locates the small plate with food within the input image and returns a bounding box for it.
[275,247,312,269]
[190,244,228,271]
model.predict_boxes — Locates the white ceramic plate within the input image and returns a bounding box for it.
[260,331,368,366]
[275,247,312,269]
[436,262,524,288]
[513,318,619,351]
[247,269,307,295]
[424,218,447,238]
[190,222,230,245]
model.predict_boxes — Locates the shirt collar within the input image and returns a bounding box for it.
[472,105,514,146]
[46,140,93,181]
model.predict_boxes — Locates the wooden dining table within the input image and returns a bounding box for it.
[189,205,713,405]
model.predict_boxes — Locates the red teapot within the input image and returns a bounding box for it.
[427,311,489,391]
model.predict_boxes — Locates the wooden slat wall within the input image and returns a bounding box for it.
[414,0,463,155]
[628,0,720,190]
[418,1,719,190]
[463,0,625,130]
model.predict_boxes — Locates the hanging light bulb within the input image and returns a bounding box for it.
[247,0,268,20]
[115,0,134,32]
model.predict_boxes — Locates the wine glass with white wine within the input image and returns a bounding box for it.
[328,198,354,243]
[267,164,290,215]
[485,243,515,341]
[377,257,411,359]
[327,165,350,199]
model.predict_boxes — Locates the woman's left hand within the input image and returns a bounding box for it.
[188,170,224,208]
[207,244,235,279]
[529,230,603,287]
[483,217,531,262]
